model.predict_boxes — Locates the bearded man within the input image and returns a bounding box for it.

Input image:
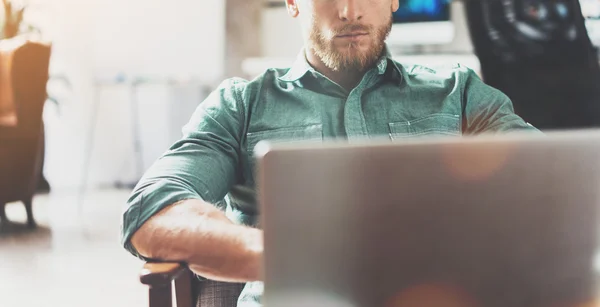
[121,1,538,306]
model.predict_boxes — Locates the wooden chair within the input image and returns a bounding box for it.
[0,36,51,227]
[140,262,194,307]
[140,262,244,307]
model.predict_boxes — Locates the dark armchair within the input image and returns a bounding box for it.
[140,262,244,307]
[0,37,51,227]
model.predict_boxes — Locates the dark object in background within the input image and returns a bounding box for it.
[465,0,600,130]
[0,37,51,228]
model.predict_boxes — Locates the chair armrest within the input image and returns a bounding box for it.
[140,262,189,286]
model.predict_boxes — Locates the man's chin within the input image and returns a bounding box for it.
[314,41,383,72]
[338,49,378,70]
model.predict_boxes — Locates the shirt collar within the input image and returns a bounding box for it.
[377,47,404,83]
[278,49,315,82]
[278,45,404,84]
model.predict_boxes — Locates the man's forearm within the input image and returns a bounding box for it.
[130,199,263,283]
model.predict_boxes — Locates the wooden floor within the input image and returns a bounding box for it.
[0,188,148,307]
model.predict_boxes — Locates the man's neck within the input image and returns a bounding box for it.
[305,49,367,92]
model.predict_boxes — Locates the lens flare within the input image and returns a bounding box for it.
[386,283,478,307]
[441,142,515,181]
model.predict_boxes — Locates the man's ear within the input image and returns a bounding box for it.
[391,0,399,12]
[286,0,299,18]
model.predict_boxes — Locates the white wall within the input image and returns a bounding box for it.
[261,7,304,58]
[90,0,225,79]
[32,0,225,189]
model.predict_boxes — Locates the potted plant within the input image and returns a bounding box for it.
[0,0,41,39]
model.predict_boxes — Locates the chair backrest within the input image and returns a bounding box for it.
[0,37,51,202]
[0,37,52,136]
[141,262,244,307]
[195,279,244,307]
[464,0,600,129]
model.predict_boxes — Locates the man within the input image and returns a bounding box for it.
[121,0,538,306]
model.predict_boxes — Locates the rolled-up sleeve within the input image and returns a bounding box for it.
[462,69,540,134]
[121,78,247,259]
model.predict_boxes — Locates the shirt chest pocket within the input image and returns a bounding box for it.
[245,124,323,178]
[388,114,462,140]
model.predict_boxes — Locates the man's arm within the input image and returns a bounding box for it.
[121,78,262,282]
[130,199,263,282]
[461,68,540,134]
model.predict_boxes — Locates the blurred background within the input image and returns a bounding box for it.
[2,0,600,306]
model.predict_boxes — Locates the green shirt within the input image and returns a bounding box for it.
[121,50,538,306]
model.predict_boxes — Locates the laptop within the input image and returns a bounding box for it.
[254,130,600,307]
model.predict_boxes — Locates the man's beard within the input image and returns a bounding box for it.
[309,16,392,72]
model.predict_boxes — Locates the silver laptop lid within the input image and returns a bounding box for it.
[255,130,600,307]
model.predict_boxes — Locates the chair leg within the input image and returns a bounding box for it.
[174,269,193,307]
[0,202,7,222]
[24,199,36,228]
[149,284,172,307]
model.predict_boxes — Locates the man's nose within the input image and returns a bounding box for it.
[338,0,364,22]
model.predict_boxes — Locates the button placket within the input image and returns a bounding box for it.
[344,71,376,141]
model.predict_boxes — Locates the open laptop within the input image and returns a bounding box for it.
[254,130,600,307]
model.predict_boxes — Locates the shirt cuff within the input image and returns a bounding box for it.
[120,179,203,260]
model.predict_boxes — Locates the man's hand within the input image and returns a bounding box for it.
[130,199,263,282]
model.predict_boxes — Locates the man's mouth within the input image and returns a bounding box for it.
[336,31,369,38]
